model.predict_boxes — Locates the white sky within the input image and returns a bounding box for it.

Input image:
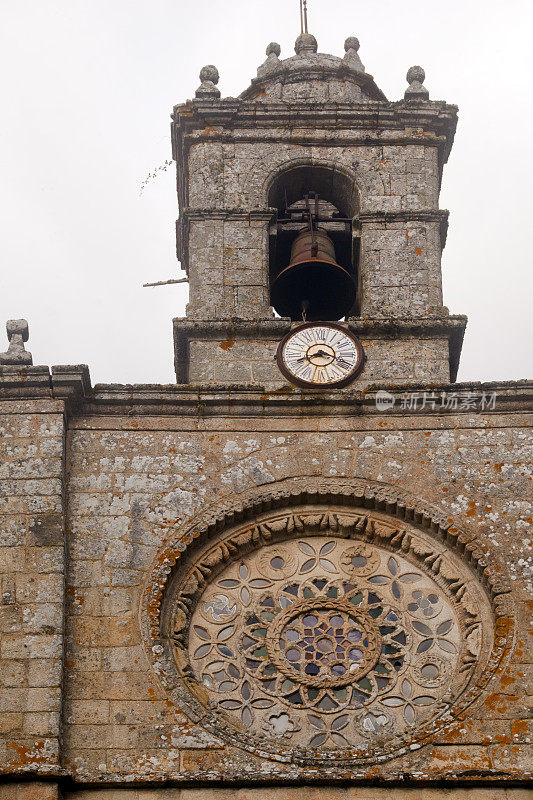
[1,0,531,385]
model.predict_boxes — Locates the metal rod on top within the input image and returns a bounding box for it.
[300,0,308,34]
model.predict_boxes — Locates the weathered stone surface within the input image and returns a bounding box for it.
[0,27,531,798]
[0,379,531,784]
[0,398,65,773]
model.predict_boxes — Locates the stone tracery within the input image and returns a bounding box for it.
[147,484,510,764]
[188,536,463,749]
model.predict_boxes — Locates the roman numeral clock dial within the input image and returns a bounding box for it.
[276,323,365,388]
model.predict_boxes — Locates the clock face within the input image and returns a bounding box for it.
[276,323,365,388]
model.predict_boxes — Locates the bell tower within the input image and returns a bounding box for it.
[172,30,465,388]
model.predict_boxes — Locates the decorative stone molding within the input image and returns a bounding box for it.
[171,100,458,162]
[142,477,514,766]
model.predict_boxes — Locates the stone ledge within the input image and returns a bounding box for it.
[51,365,92,402]
[172,99,458,129]
[179,208,276,222]
[77,380,533,418]
[0,366,52,398]
[0,364,530,417]
[0,365,92,405]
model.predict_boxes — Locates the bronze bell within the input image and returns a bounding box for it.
[271,228,356,321]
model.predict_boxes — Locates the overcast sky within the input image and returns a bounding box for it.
[1,0,531,385]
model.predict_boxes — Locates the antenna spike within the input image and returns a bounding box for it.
[303,0,308,34]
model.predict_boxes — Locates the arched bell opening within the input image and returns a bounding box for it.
[267,166,360,322]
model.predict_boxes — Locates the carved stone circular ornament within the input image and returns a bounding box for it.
[145,479,514,766]
[265,596,382,688]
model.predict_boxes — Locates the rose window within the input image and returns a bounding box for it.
[159,512,498,764]
[180,532,493,756]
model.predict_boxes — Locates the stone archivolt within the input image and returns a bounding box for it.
[144,480,513,766]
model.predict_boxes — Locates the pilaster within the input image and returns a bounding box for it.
[0,364,90,776]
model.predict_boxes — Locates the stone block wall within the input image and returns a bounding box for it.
[0,377,530,791]
[186,141,439,214]
[0,396,66,773]
[185,333,451,386]
[58,393,530,782]
[185,214,270,320]
[360,218,444,318]
[62,790,533,800]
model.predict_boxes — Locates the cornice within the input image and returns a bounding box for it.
[180,208,277,222]
[80,380,532,418]
[172,315,465,337]
[359,209,449,226]
[1,359,530,418]
[180,209,448,224]
[0,365,52,398]
[0,364,90,408]
[172,99,458,129]
[9,379,530,418]
[171,99,458,161]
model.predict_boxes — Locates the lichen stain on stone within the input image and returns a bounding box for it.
[510,719,529,739]
[466,500,479,517]
[219,336,234,351]
[7,739,50,767]
[484,693,519,714]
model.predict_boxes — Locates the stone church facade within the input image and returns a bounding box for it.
[0,28,531,800]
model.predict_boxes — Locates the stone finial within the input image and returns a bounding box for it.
[404,65,429,100]
[195,65,221,99]
[294,32,318,56]
[0,319,33,365]
[257,42,281,78]
[343,36,365,72]
[266,42,281,58]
